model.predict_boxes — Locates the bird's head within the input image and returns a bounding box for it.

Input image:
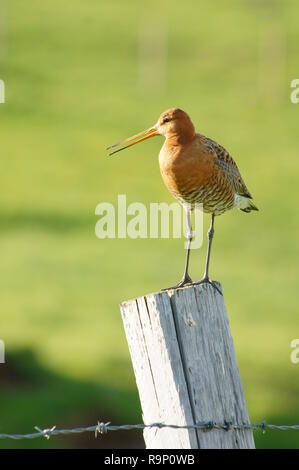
[156,108,195,140]
[106,108,195,156]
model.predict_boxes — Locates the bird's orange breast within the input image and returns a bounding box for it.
[159,137,216,199]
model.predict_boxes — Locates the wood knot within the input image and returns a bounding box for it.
[186,316,195,327]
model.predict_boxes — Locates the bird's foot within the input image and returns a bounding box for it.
[194,277,223,296]
[162,274,193,291]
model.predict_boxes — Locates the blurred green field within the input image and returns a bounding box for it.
[0,0,299,448]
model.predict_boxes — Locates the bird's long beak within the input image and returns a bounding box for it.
[106,126,159,156]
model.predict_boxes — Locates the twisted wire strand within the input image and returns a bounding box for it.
[1,420,299,440]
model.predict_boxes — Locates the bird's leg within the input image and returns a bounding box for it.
[178,230,193,286]
[203,213,215,280]
[162,206,193,290]
[196,214,222,295]
[179,207,193,285]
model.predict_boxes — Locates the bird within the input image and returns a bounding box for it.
[106,108,258,293]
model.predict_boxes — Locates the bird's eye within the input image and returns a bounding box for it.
[162,117,170,124]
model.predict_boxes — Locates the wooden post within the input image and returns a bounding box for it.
[120,283,255,449]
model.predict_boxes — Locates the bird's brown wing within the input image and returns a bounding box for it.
[202,135,252,199]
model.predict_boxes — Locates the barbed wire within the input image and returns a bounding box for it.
[1,420,299,441]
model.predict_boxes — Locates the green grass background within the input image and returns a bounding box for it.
[0,0,299,448]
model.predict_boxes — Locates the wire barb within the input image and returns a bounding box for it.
[34,426,56,440]
[224,421,233,431]
[95,421,110,438]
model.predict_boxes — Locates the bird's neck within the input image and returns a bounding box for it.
[165,130,195,147]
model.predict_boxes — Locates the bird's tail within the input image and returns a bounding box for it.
[240,199,259,213]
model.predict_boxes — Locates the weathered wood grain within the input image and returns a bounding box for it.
[120,283,255,449]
